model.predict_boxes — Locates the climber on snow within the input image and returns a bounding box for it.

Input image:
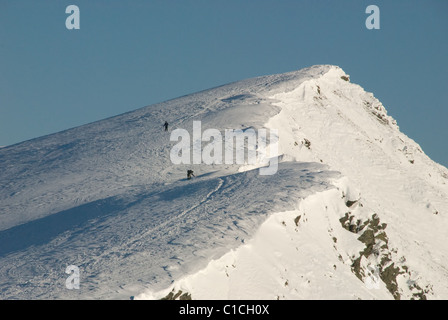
[163,121,169,132]
[187,170,195,180]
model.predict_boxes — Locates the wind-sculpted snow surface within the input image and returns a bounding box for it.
[0,65,335,299]
[1,65,447,300]
[0,162,337,299]
[0,65,331,233]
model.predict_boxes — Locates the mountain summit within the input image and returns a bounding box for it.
[1,65,447,300]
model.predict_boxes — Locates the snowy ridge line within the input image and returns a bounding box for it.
[264,66,448,298]
[0,65,333,233]
[0,161,338,299]
[1,64,447,299]
[136,177,433,300]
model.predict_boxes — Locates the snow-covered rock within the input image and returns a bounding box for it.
[0,65,447,300]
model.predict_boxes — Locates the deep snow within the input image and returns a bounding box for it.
[1,65,447,300]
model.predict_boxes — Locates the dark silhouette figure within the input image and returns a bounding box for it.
[187,170,195,180]
[163,121,169,131]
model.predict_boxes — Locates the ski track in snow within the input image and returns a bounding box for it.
[0,162,338,299]
[1,65,447,299]
[0,65,338,299]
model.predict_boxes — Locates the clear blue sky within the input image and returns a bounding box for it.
[1,0,447,166]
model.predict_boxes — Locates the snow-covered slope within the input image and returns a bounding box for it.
[1,65,447,300]
[136,66,448,300]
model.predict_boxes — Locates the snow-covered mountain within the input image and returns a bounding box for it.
[0,65,447,300]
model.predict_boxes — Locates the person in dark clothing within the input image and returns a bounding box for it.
[187,170,195,180]
[163,121,169,131]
